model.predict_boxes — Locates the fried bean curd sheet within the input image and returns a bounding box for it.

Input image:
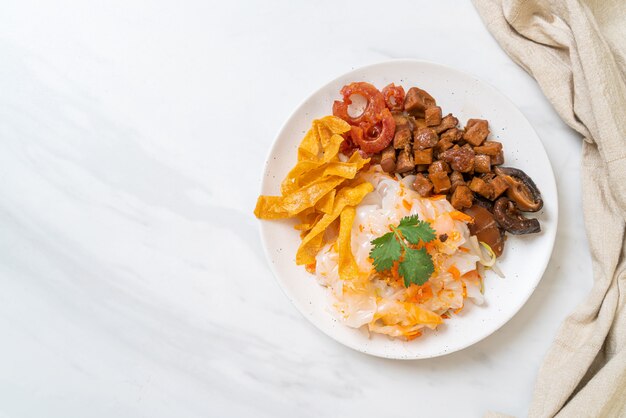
[255,116,373,270]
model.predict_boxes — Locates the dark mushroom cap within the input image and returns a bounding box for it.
[494,166,543,212]
[493,197,541,235]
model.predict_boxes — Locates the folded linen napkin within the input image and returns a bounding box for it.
[471,0,626,417]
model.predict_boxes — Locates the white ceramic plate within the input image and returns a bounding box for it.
[258,60,557,359]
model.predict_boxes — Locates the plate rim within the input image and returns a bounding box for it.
[257,59,558,359]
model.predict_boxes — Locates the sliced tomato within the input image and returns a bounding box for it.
[382,83,406,111]
[350,108,396,154]
[332,82,385,126]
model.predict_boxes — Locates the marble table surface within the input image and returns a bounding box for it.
[0,1,592,417]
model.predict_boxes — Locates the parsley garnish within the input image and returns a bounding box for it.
[369,215,436,287]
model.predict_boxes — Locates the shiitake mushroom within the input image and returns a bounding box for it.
[493,197,541,235]
[494,167,543,212]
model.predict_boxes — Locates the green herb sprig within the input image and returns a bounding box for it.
[369,215,436,287]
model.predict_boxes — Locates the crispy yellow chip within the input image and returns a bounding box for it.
[296,182,373,265]
[282,150,370,196]
[315,189,335,214]
[297,116,350,162]
[255,115,372,271]
[255,175,346,219]
[337,206,360,282]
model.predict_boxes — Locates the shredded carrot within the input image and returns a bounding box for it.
[458,247,470,253]
[402,199,412,211]
[430,194,447,200]
[461,270,479,281]
[450,210,474,223]
[448,265,461,280]
[305,262,316,273]
[406,331,422,341]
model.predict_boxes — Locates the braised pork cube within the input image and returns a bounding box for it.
[463,119,489,146]
[392,112,410,128]
[439,145,475,173]
[434,138,454,156]
[414,127,438,150]
[491,151,505,165]
[469,176,494,199]
[412,173,434,197]
[370,153,382,165]
[489,175,509,199]
[413,148,433,165]
[404,87,436,117]
[380,145,396,173]
[440,127,464,143]
[393,126,412,149]
[429,160,451,174]
[396,149,415,173]
[474,141,503,156]
[450,170,466,192]
[434,114,459,134]
[430,172,452,194]
[481,172,496,182]
[412,118,427,130]
[425,106,442,126]
[450,185,474,210]
[416,164,429,172]
[474,154,491,173]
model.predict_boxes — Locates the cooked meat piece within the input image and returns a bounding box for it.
[425,106,442,126]
[440,127,464,143]
[392,112,410,128]
[412,118,427,130]
[469,176,494,199]
[412,173,433,197]
[493,197,540,234]
[450,185,474,210]
[449,170,465,192]
[434,138,454,157]
[413,148,433,165]
[474,154,491,173]
[434,114,459,134]
[430,171,452,194]
[439,145,475,173]
[380,145,396,173]
[463,119,489,146]
[489,175,509,199]
[414,127,438,150]
[416,164,429,172]
[481,172,496,182]
[463,205,505,256]
[429,160,450,174]
[396,149,415,173]
[474,141,502,156]
[491,151,505,166]
[393,126,412,149]
[404,87,436,117]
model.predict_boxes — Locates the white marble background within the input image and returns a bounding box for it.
[0,1,592,417]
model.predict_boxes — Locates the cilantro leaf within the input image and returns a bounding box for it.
[397,218,436,245]
[398,248,434,287]
[369,232,401,272]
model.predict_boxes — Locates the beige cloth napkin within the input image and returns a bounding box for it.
[471,0,626,417]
